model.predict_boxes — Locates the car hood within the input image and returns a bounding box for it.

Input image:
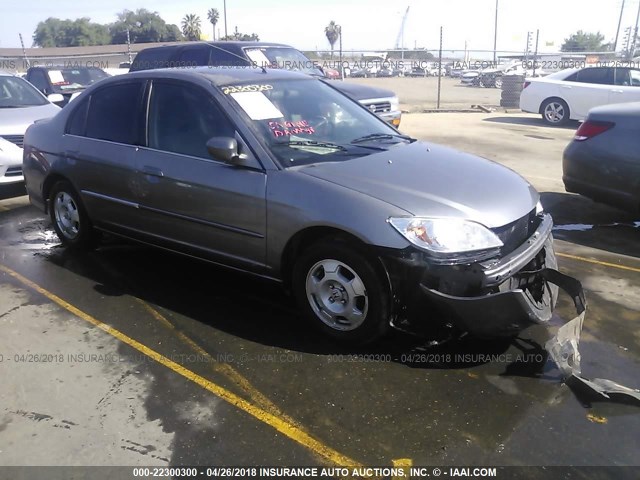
[329,81,396,101]
[0,103,61,136]
[298,141,538,228]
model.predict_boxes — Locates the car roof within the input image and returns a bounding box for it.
[140,41,293,50]
[124,66,312,85]
[28,65,102,70]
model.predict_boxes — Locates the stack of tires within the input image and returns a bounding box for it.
[500,75,525,108]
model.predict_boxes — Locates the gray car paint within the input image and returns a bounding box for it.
[24,68,557,338]
[563,102,640,212]
[24,68,540,273]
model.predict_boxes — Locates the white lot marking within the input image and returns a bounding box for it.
[0,284,174,465]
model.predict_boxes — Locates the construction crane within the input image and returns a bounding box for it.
[395,6,410,51]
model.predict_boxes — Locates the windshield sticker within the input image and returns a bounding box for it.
[245,49,271,68]
[269,120,315,137]
[47,70,66,85]
[230,91,283,120]
[223,84,273,95]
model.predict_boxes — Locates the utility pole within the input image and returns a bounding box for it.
[493,0,499,63]
[614,0,626,52]
[533,30,539,77]
[437,26,443,109]
[19,33,30,69]
[338,25,343,79]
[223,0,228,39]
[126,28,132,64]
[634,0,640,58]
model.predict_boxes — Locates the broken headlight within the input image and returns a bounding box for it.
[388,217,503,264]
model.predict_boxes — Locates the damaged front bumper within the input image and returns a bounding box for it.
[382,213,561,337]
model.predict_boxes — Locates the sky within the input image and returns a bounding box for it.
[0,0,637,54]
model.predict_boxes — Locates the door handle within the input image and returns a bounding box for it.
[141,165,164,177]
[610,89,624,93]
[561,85,572,89]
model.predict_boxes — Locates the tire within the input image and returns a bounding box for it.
[49,180,97,249]
[292,240,391,344]
[541,98,570,126]
[494,76,503,89]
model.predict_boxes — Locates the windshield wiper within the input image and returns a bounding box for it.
[351,133,416,144]
[275,140,348,151]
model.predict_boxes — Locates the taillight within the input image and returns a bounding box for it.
[574,120,615,141]
[523,81,531,89]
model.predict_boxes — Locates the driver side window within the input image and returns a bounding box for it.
[148,81,235,159]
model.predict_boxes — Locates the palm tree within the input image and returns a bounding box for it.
[325,21,340,57]
[181,13,202,41]
[207,8,219,40]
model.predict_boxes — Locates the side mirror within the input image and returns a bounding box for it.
[47,93,64,104]
[206,137,243,164]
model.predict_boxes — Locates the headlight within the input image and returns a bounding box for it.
[389,96,399,112]
[536,200,544,215]
[388,217,503,264]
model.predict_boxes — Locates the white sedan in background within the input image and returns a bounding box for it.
[520,66,640,125]
[0,71,61,186]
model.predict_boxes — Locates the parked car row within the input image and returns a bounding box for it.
[515,64,640,214]
[130,42,402,127]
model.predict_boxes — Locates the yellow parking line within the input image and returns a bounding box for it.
[136,299,304,429]
[0,263,361,467]
[557,252,640,274]
[392,459,413,480]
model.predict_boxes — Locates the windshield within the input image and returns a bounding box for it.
[222,78,412,167]
[0,76,49,108]
[244,47,324,76]
[48,68,109,91]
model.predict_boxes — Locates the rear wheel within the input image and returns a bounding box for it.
[541,98,570,126]
[49,180,97,249]
[292,241,390,344]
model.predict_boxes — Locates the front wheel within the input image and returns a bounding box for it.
[541,98,570,126]
[292,241,391,344]
[49,180,97,249]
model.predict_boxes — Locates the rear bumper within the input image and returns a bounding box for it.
[381,214,561,337]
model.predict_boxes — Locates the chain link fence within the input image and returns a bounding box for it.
[0,44,617,111]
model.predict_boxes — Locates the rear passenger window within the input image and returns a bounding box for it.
[66,97,89,136]
[85,83,142,144]
[147,81,234,159]
[178,47,210,67]
[574,67,613,85]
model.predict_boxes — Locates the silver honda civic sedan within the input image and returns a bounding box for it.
[23,67,559,344]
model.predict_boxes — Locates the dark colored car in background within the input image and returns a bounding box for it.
[563,102,640,213]
[25,66,110,107]
[130,41,401,127]
[23,67,561,344]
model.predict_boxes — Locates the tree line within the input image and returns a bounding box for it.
[33,8,260,47]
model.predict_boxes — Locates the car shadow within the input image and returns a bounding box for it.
[541,191,640,259]
[483,115,580,130]
[37,231,549,376]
